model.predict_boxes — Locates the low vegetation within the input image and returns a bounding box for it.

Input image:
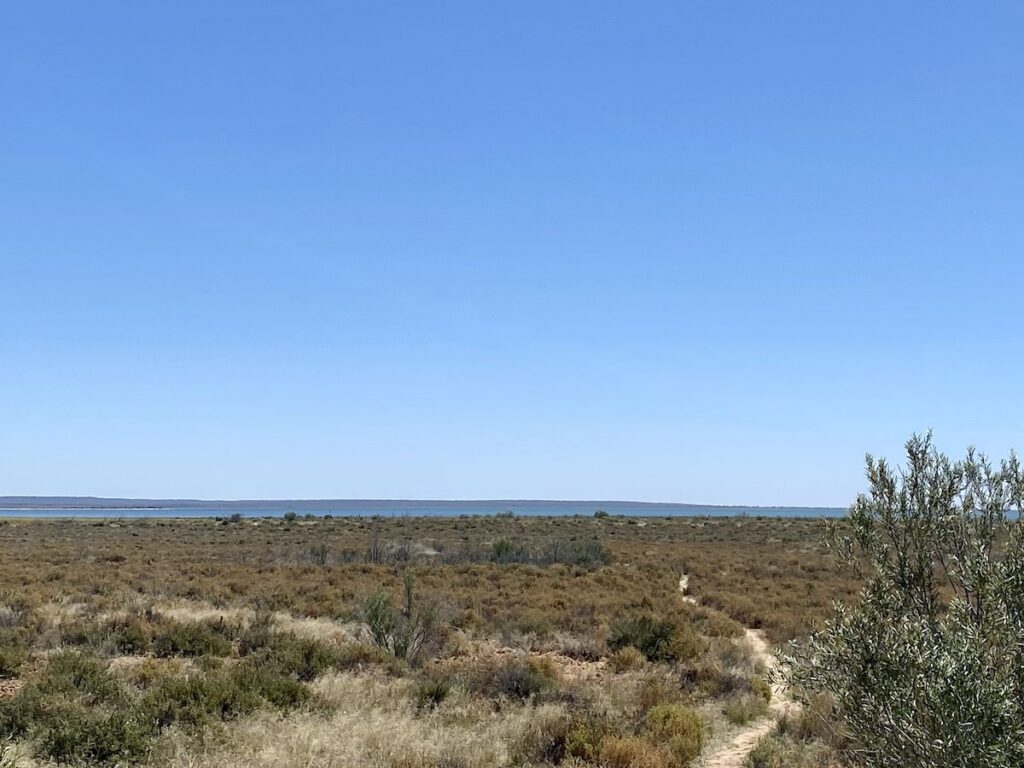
[4,434,1011,767]
[0,508,855,766]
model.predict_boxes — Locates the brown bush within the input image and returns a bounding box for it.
[606,645,645,672]
[643,703,706,767]
[597,736,668,768]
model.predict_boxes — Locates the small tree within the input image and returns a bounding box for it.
[362,571,441,665]
[790,433,1024,768]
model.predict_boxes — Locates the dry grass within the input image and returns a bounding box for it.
[0,515,850,767]
[0,515,852,643]
[149,673,560,768]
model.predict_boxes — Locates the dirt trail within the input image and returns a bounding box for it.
[679,574,795,768]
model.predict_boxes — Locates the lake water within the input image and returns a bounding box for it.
[0,501,846,519]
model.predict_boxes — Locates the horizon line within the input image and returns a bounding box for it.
[0,495,845,510]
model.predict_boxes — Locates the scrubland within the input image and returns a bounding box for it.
[0,515,854,767]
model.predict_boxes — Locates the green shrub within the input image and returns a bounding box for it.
[609,616,703,662]
[745,733,829,768]
[414,675,451,709]
[723,693,769,725]
[679,661,762,702]
[609,616,674,661]
[634,675,685,713]
[606,645,646,672]
[33,700,151,765]
[565,711,622,762]
[750,674,772,703]
[0,652,151,764]
[791,435,1024,767]
[307,543,330,566]
[466,656,554,701]
[0,644,315,765]
[240,626,344,681]
[597,735,667,768]
[643,703,705,767]
[152,620,233,658]
[541,538,613,567]
[362,572,442,665]
[140,672,260,730]
[229,658,310,709]
[667,625,708,662]
[105,616,152,654]
[33,650,124,704]
[490,537,526,563]
[0,687,43,738]
[141,661,308,731]
[0,629,26,678]
[560,636,603,662]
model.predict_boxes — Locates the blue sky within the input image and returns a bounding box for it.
[2,2,1023,505]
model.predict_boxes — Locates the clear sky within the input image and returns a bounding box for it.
[2,2,1022,506]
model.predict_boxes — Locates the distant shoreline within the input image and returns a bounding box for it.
[0,497,845,519]
[0,496,842,511]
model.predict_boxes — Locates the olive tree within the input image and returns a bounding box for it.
[790,433,1024,768]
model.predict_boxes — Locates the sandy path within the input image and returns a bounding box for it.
[679,574,795,768]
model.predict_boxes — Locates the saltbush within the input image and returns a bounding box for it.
[140,672,260,730]
[609,616,705,662]
[466,656,555,701]
[606,645,646,672]
[362,572,442,665]
[564,710,624,762]
[0,629,26,678]
[723,693,769,725]
[32,700,150,765]
[240,625,346,681]
[509,707,571,764]
[413,675,451,710]
[597,735,667,768]
[643,703,706,767]
[151,620,233,658]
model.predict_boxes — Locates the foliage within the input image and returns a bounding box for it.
[490,536,525,563]
[745,733,831,768]
[542,538,613,567]
[606,645,646,672]
[32,700,151,765]
[564,711,622,762]
[609,615,705,662]
[465,656,555,701]
[790,433,1024,768]
[152,619,234,658]
[508,706,571,764]
[0,630,26,678]
[362,572,442,665]
[643,703,706,767]
[723,693,769,725]
[597,735,668,768]
[239,620,349,681]
[0,644,315,765]
[413,675,451,709]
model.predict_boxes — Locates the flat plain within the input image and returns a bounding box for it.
[0,515,855,767]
